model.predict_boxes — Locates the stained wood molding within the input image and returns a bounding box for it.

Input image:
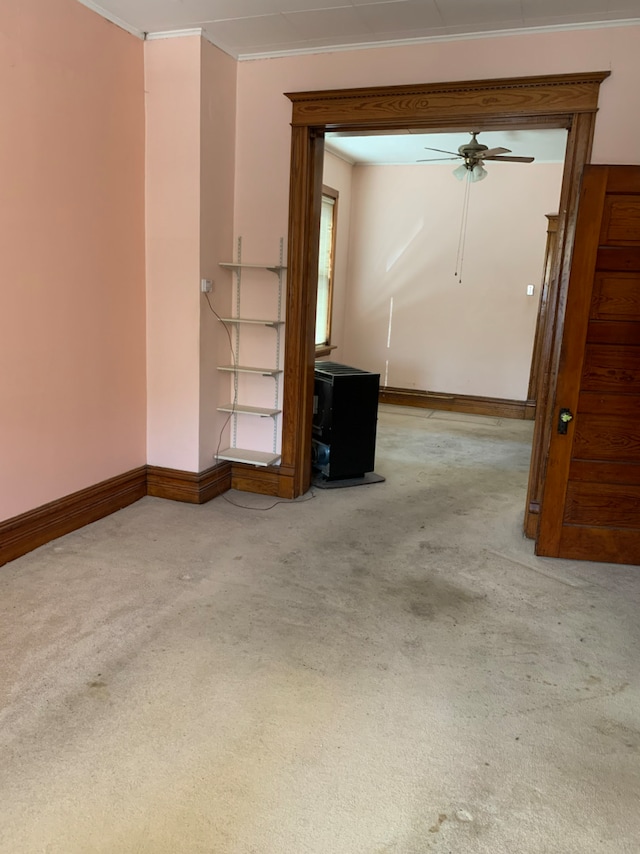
[281,125,325,497]
[231,462,296,498]
[0,459,300,566]
[148,460,296,500]
[1,463,232,567]
[147,461,232,504]
[147,460,295,502]
[284,70,610,509]
[524,110,601,539]
[0,467,147,567]
[286,72,610,127]
[315,344,338,358]
[524,501,541,539]
[380,387,536,420]
[528,214,559,402]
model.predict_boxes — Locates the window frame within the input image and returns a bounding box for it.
[315,184,339,358]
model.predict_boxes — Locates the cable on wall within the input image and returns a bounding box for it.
[204,292,238,461]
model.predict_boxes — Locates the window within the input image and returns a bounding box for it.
[315,187,338,354]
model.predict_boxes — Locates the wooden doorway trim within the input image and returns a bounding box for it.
[527,213,559,405]
[282,71,610,503]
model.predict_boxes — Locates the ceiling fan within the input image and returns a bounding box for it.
[419,131,535,181]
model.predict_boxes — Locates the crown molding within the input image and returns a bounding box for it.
[144,27,238,58]
[75,0,144,39]
[238,17,639,61]
[324,145,355,167]
[145,28,204,41]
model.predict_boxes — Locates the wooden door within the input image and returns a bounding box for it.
[537,165,640,564]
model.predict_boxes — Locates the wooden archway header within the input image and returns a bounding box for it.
[287,72,610,128]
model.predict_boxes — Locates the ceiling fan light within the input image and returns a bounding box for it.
[452,163,468,181]
[471,163,488,182]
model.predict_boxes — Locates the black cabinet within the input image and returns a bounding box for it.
[312,361,380,480]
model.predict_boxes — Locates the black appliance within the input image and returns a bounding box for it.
[312,361,380,481]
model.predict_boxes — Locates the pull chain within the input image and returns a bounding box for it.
[454,171,472,284]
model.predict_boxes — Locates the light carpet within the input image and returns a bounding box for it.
[1,405,639,853]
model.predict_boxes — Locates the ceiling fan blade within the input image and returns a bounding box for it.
[480,146,511,157]
[484,155,535,163]
[417,157,460,162]
[423,147,461,157]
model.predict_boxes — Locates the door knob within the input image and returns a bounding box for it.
[557,408,574,435]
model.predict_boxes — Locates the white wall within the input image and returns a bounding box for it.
[233,24,640,453]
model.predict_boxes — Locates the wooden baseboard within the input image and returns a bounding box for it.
[147,460,295,501]
[0,457,301,567]
[524,500,541,539]
[148,460,294,502]
[0,467,147,567]
[147,461,232,504]
[231,463,296,499]
[379,386,536,421]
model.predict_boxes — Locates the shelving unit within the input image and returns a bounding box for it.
[216,238,285,468]
[217,404,280,417]
[219,318,284,328]
[214,448,282,467]
[217,365,280,376]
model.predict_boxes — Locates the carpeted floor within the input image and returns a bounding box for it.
[1,405,639,853]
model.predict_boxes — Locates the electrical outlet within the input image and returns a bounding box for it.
[201,279,213,293]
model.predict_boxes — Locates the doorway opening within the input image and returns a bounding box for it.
[320,126,566,536]
[320,126,567,416]
[280,72,610,544]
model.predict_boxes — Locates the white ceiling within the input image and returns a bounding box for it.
[325,128,568,166]
[79,0,640,59]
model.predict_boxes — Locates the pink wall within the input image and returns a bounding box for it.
[145,37,202,472]
[199,40,237,470]
[232,24,639,449]
[3,16,638,513]
[341,162,564,399]
[0,0,146,522]
[235,25,640,256]
[145,36,238,472]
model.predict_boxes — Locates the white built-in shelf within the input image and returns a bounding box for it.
[220,317,283,328]
[217,404,281,417]
[217,364,281,376]
[217,448,281,467]
[219,262,286,275]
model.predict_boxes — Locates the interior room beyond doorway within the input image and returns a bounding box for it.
[320,127,567,416]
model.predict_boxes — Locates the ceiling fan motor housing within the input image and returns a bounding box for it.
[458,132,487,161]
